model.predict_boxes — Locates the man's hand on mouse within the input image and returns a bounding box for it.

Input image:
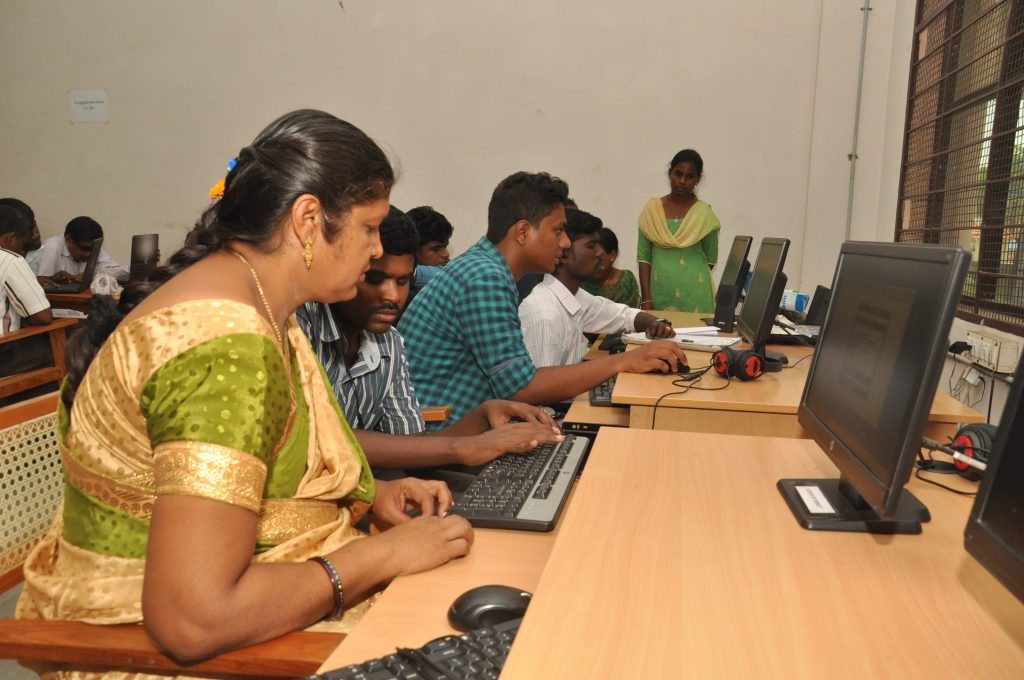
[615,340,689,374]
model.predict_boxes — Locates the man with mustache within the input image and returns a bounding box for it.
[296,206,562,471]
[519,207,675,367]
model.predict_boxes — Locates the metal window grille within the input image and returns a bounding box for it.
[897,0,1024,334]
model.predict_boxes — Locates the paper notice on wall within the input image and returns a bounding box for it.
[69,89,108,123]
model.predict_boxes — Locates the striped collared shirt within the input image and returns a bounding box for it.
[295,301,425,435]
[1,248,50,334]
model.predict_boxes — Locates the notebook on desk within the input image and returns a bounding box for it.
[622,331,741,352]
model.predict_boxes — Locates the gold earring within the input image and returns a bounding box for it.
[303,237,314,270]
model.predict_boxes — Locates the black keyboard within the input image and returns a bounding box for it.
[309,617,520,680]
[588,376,616,407]
[451,434,587,531]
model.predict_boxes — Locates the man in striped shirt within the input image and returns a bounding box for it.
[296,206,562,472]
[0,205,54,385]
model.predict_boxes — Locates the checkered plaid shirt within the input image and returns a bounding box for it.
[398,237,536,428]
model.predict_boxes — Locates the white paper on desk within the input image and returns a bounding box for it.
[674,326,719,336]
[70,89,108,123]
[623,332,740,352]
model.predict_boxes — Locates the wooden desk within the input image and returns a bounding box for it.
[614,342,983,439]
[562,392,629,432]
[318,521,565,670]
[501,429,1024,678]
[46,291,93,315]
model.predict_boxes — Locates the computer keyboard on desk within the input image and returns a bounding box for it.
[588,375,616,407]
[309,617,520,680]
[451,434,587,531]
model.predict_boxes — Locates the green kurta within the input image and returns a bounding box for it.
[638,219,719,312]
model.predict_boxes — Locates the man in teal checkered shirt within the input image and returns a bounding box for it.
[399,172,689,429]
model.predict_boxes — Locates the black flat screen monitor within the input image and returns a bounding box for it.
[128,233,159,282]
[719,235,752,292]
[778,242,970,534]
[965,358,1024,602]
[737,237,790,368]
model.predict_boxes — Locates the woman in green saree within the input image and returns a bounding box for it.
[17,110,474,676]
[637,149,720,313]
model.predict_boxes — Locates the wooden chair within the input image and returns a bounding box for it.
[0,392,343,678]
[420,405,452,423]
[0,318,76,401]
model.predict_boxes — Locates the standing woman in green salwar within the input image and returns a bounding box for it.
[637,149,720,312]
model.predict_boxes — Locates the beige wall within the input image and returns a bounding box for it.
[3,1,1015,419]
[1,0,908,288]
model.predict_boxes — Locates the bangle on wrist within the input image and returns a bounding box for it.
[310,555,344,620]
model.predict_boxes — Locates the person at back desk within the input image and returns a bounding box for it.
[398,171,687,428]
[35,215,126,282]
[296,205,562,470]
[520,207,674,367]
[0,205,55,399]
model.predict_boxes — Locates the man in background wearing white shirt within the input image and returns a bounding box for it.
[519,207,674,367]
[0,205,55,397]
[35,215,126,280]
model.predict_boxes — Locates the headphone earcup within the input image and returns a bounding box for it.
[735,350,764,381]
[711,348,736,377]
[953,423,997,480]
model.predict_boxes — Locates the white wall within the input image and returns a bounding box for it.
[4,0,1013,418]
[1,0,901,282]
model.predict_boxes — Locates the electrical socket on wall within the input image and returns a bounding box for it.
[965,330,1020,374]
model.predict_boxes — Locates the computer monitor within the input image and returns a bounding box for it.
[778,241,970,534]
[704,236,753,330]
[128,233,159,282]
[965,358,1024,602]
[719,235,752,294]
[736,237,790,370]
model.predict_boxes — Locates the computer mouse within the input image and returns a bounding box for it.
[647,363,691,375]
[447,584,532,632]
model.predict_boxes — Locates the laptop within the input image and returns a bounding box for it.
[117,233,159,283]
[41,237,104,293]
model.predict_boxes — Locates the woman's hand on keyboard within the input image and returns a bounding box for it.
[372,477,454,525]
[377,514,476,577]
[454,422,565,466]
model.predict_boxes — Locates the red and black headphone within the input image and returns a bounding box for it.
[951,423,998,481]
[711,346,765,381]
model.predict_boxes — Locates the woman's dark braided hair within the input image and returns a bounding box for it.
[62,109,395,409]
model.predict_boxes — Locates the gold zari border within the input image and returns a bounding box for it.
[258,498,340,544]
[61,444,155,518]
[153,441,267,513]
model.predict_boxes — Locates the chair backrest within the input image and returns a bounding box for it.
[0,392,62,593]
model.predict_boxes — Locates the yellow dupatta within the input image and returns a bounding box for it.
[638,197,720,249]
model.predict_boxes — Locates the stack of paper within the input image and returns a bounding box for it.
[623,332,741,352]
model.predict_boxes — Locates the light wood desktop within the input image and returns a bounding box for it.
[602,312,983,440]
[500,428,1024,678]
[318,514,567,670]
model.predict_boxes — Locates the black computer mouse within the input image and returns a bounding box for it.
[447,584,532,632]
[647,363,691,375]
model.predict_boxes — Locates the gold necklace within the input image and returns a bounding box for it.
[230,250,282,342]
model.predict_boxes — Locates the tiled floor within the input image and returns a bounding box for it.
[0,584,37,679]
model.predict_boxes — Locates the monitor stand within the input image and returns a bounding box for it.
[776,476,930,534]
[756,345,788,372]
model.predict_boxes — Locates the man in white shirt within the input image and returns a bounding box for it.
[35,215,126,280]
[519,208,674,367]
